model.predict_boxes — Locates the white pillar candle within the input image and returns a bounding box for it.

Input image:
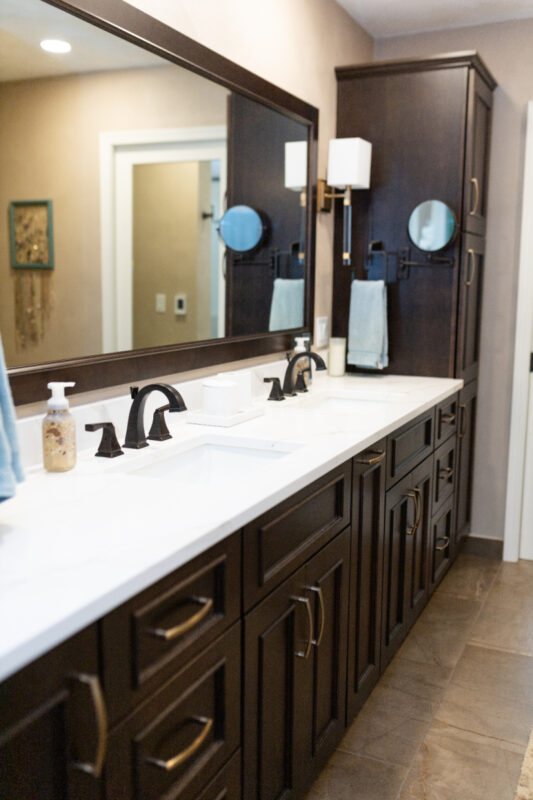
[328,337,346,377]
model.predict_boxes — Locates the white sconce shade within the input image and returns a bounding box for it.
[284,140,308,191]
[327,137,372,189]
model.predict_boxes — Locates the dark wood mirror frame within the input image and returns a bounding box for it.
[9,0,318,405]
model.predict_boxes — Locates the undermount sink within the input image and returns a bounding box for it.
[112,435,302,485]
[299,390,410,415]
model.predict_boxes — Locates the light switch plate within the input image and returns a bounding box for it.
[155,293,166,313]
[315,316,328,347]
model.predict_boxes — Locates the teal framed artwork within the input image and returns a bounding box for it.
[9,200,54,269]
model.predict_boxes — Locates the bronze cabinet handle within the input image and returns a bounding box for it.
[470,176,480,216]
[70,673,108,778]
[465,249,477,287]
[440,412,456,424]
[356,449,385,466]
[292,595,314,659]
[435,536,450,552]
[307,585,325,647]
[148,596,213,641]
[405,490,419,536]
[439,466,454,480]
[146,716,213,771]
[458,402,468,439]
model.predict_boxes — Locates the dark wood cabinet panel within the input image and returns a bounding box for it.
[101,534,241,725]
[382,455,433,669]
[429,497,455,592]
[456,234,485,384]
[386,410,434,489]
[463,70,493,236]
[106,623,241,800]
[243,462,351,610]
[0,626,102,800]
[435,393,459,447]
[347,442,386,723]
[433,435,457,516]
[455,380,478,542]
[192,750,241,800]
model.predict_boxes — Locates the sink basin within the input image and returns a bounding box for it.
[113,435,302,485]
[299,391,410,416]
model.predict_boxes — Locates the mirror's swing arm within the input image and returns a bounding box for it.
[367,241,453,282]
[398,248,454,269]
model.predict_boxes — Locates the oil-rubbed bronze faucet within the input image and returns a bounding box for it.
[282,350,326,396]
[123,383,187,449]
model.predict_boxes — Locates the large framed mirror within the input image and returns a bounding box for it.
[2,0,318,404]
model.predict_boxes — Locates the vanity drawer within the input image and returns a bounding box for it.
[435,393,459,447]
[101,533,241,724]
[243,462,351,610]
[105,622,241,800]
[386,410,434,489]
[193,750,241,800]
[430,496,454,591]
[433,436,456,515]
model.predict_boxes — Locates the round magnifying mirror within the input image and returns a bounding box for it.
[219,205,268,253]
[407,200,456,252]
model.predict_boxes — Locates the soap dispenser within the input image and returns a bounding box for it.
[42,382,76,472]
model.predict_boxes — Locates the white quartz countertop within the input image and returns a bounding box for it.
[0,371,462,681]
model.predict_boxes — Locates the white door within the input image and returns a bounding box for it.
[99,126,226,353]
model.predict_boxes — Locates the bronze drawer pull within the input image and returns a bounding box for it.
[70,673,108,778]
[356,449,385,466]
[405,490,419,536]
[470,176,480,216]
[146,715,213,771]
[435,536,450,552]
[458,403,468,439]
[149,596,213,641]
[292,595,314,659]
[465,249,477,287]
[439,467,454,480]
[440,412,456,424]
[308,585,325,647]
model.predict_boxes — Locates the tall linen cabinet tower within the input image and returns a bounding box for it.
[331,52,496,545]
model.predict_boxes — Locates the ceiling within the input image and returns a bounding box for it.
[0,0,162,82]
[336,0,533,38]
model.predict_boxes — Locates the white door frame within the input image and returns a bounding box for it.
[99,126,226,353]
[504,101,533,561]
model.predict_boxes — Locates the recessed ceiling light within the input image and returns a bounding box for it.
[40,39,72,54]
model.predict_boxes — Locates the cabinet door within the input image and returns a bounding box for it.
[0,626,103,800]
[455,380,478,542]
[304,529,350,778]
[381,456,433,669]
[347,443,385,723]
[430,497,455,593]
[456,233,485,383]
[463,69,493,236]
[244,565,313,800]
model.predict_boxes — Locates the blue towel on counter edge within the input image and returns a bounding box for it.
[0,334,24,502]
[347,279,389,370]
[269,278,305,331]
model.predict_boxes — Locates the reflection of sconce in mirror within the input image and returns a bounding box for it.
[284,140,307,265]
[317,137,372,266]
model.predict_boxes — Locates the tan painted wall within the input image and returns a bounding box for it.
[123,0,374,327]
[375,20,533,542]
[0,64,227,367]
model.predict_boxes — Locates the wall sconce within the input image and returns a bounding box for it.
[284,140,308,264]
[318,137,372,266]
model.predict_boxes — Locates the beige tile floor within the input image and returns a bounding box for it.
[306,553,533,800]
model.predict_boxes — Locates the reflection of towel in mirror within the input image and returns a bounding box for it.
[269,278,304,331]
[347,280,389,370]
[0,335,24,502]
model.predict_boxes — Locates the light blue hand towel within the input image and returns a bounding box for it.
[347,279,389,370]
[0,334,24,502]
[269,278,304,331]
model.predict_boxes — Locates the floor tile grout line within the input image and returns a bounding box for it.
[466,639,533,658]
[335,746,410,771]
[392,554,505,800]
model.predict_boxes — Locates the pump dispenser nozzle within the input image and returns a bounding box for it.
[47,381,75,410]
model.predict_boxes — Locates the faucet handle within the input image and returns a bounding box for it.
[294,370,308,393]
[147,404,172,441]
[264,377,285,401]
[85,422,124,458]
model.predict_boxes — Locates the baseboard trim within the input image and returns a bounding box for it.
[462,535,503,559]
